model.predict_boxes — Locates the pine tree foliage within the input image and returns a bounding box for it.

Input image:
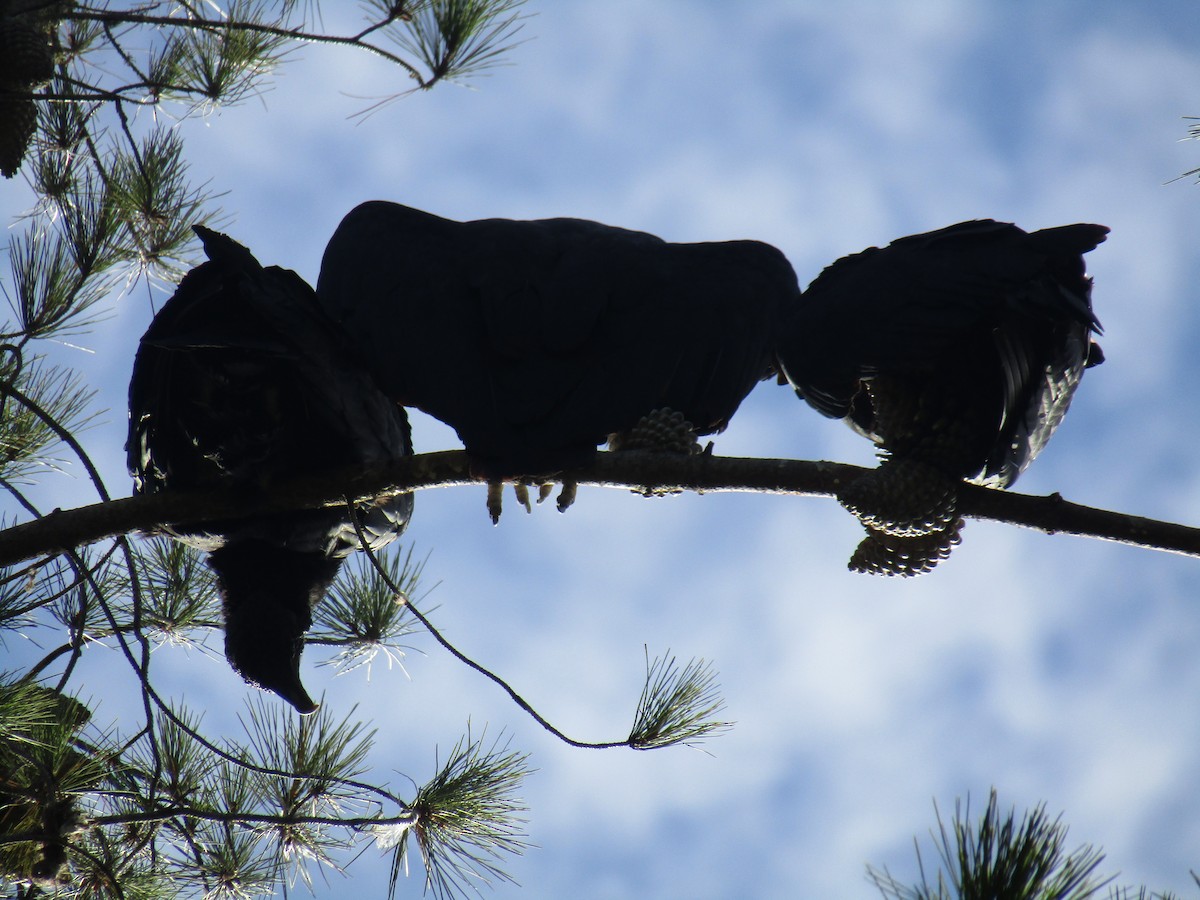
[628,651,732,750]
[386,728,532,900]
[867,790,1193,900]
[309,545,427,678]
[0,4,739,896]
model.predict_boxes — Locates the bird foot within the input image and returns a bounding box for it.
[514,481,532,513]
[488,479,573,521]
[486,481,504,524]
[556,479,578,512]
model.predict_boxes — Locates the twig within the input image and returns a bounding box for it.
[349,502,629,750]
[66,7,428,84]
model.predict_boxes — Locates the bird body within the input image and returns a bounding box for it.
[777,219,1107,574]
[128,226,414,710]
[316,201,799,479]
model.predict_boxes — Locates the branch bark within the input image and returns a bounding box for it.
[0,450,1197,567]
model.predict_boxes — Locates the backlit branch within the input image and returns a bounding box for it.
[0,451,1195,567]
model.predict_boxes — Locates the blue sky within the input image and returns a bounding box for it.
[7,2,1200,897]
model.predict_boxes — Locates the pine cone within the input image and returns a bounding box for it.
[867,375,988,478]
[0,90,36,178]
[837,456,959,537]
[608,407,701,455]
[608,408,701,498]
[848,518,965,577]
[0,17,53,87]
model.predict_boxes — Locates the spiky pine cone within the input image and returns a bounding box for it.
[0,89,36,178]
[837,456,959,538]
[848,517,965,577]
[608,408,701,498]
[0,17,54,87]
[866,375,987,478]
[608,407,702,455]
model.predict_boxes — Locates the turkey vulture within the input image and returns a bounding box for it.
[128,226,414,712]
[315,201,799,517]
[777,219,1107,576]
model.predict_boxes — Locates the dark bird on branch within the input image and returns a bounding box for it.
[777,219,1107,576]
[316,200,800,520]
[127,226,414,713]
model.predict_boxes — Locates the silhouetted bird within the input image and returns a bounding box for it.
[316,201,799,518]
[777,219,1107,576]
[128,226,414,712]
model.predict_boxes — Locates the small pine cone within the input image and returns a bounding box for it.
[838,456,958,537]
[0,90,36,178]
[0,18,54,87]
[848,517,965,577]
[868,376,983,477]
[608,408,699,498]
[910,413,982,479]
[608,407,701,455]
[866,376,923,446]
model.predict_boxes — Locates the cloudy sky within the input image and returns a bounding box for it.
[7,1,1200,897]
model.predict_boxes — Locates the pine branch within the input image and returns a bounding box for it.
[868,789,1112,900]
[343,517,727,755]
[309,545,426,677]
[0,451,1197,569]
[627,650,732,751]
[64,0,529,92]
[387,727,532,900]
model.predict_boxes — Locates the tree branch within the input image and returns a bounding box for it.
[0,451,1196,568]
[66,7,428,85]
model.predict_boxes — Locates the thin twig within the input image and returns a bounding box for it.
[75,806,418,832]
[348,499,629,750]
[0,380,111,503]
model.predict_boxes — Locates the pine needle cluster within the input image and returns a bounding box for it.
[868,789,1192,900]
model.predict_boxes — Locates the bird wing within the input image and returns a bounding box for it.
[317,201,796,476]
[779,219,1105,426]
[129,226,413,551]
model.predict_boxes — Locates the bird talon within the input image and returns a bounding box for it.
[514,482,532,513]
[556,480,578,512]
[537,482,555,504]
[486,481,504,524]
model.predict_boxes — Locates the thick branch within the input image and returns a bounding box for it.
[0,451,1196,567]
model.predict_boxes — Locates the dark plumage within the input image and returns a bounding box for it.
[128,226,414,711]
[777,219,1107,575]
[315,201,799,513]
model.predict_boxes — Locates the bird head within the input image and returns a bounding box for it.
[224,606,319,715]
[208,540,342,715]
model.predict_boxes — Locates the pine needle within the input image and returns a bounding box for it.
[867,789,1113,900]
[628,649,733,750]
[388,727,532,900]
